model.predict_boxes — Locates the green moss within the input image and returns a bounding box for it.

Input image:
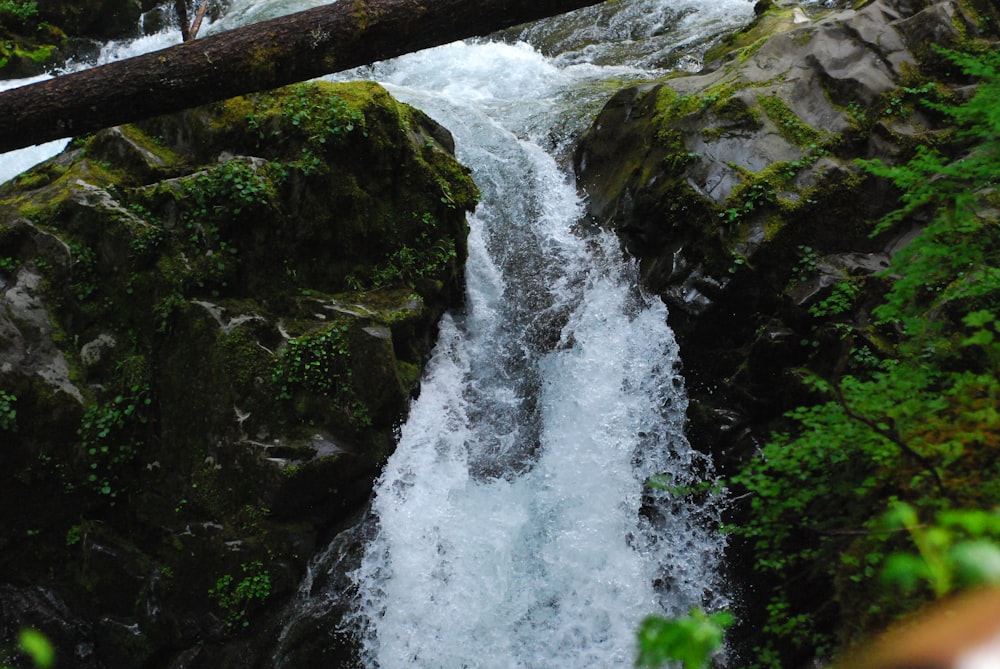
[651,85,704,127]
[396,360,420,390]
[737,36,769,63]
[704,7,802,64]
[116,125,184,168]
[216,325,274,390]
[759,95,826,147]
[243,42,280,87]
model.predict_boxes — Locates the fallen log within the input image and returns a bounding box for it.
[0,0,605,154]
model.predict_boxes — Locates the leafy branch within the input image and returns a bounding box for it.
[826,379,944,489]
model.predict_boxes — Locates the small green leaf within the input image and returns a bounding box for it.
[19,628,55,668]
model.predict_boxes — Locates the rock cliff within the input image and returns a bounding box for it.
[578,0,992,481]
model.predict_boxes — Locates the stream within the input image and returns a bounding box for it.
[1,0,756,665]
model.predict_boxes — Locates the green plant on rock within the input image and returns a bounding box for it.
[169,158,280,296]
[186,158,278,219]
[282,82,365,145]
[809,278,862,318]
[0,390,16,432]
[365,212,458,290]
[76,384,152,500]
[273,323,351,399]
[790,245,820,283]
[208,560,272,630]
[271,322,372,427]
[68,242,97,301]
[718,179,776,227]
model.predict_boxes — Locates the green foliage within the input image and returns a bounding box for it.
[860,47,1000,341]
[0,0,38,29]
[732,45,1000,667]
[208,560,272,630]
[158,156,280,301]
[1,628,54,669]
[68,242,97,301]
[186,159,277,219]
[17,630,52,669]
[881,502,1000,597]
[272,323,351,399]
[718,180,775,226]
[355,211,457,290]
[282,83,364,145]
[0,390,16,431]
[789,245,820,283]
[244,83,367,172]
[76,384,152,500]
[636,609,733,669]
[271,322,372,428]
[2,628,55,669]
[809,279,861,318]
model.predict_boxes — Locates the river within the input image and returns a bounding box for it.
[1,1,755,665]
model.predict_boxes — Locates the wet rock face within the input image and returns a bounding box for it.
[574,0,990,472]
[0,0,162,78]
[0,80,476,667]
[36,0,159,40]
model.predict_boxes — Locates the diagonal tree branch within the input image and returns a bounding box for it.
[188,0,212,40]
[830,382,945,490]
[0,0,605,154]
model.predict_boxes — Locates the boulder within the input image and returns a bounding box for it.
[0,79,476,667]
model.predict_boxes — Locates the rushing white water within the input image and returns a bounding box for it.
[0,1,758,665]
[339,33,734,667]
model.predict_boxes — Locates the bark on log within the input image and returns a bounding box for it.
[0,0,605,154]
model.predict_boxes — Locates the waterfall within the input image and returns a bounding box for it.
[335,34,735,668]
[0,0,758,664]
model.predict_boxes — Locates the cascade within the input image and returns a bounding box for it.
[0,0,756,665]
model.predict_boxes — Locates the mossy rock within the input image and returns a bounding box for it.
[0,79,476,666]
[575,0,975,451]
